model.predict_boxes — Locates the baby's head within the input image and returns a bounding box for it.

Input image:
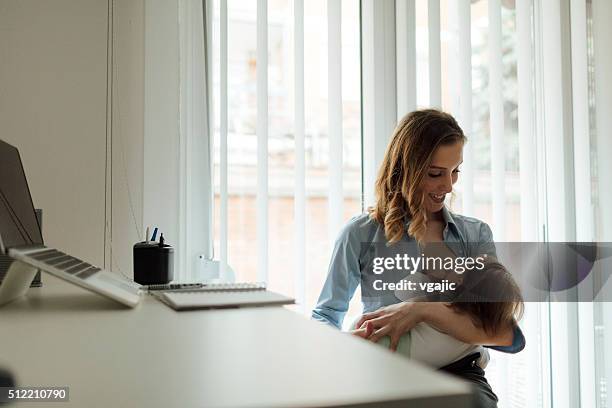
[450,260,524,336]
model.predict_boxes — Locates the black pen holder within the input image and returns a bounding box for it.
[133,241,174,285]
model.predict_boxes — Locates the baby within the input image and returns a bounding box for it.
[352,261,524,368]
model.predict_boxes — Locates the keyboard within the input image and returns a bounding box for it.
[28,249,101,280]
[8,246,142,308]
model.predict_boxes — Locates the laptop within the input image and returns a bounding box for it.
[0,139,141,307]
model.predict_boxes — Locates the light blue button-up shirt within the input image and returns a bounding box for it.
[312,207,525,355]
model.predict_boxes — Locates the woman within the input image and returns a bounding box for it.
[312,109,525,408]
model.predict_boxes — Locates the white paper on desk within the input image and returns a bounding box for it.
[155,290,294,310]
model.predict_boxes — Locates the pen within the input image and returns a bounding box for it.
[145,226,150,243]
[151,227,158,241]
[147,283,205,291]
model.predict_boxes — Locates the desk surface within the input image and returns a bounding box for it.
[0,275,472,408]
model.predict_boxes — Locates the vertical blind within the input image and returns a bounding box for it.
[516,0,537,242]
[219,0,228,280]
[488,0,505,242]
[328,0,343,244]
[457,0,474,217]
[293,0,306,311]
[427,0,441,107]
[396,0,416,118]
[569,2,595,407]
[256,0,269,283]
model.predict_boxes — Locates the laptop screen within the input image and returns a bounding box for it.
[0,139,43,251]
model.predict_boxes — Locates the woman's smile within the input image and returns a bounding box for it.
[429,193,446,204]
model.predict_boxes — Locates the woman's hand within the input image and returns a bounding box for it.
[354,302,425,351]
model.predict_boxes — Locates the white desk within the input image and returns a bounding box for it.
[0,275,473,407]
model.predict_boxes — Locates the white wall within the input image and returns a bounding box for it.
[0,0,109,266]
[0,0,145,275]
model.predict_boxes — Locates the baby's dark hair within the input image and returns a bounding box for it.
[450,261,524,337]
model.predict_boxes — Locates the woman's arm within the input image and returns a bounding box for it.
[355,301,514,350]
[311,219,362,329]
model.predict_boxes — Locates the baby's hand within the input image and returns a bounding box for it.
[349,321,373,339]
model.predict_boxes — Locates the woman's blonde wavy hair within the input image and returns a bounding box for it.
[369,109,466,244]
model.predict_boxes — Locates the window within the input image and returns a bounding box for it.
[210,0,361,312]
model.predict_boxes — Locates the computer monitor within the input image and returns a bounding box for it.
[0,139,44,253]
[0,139,141,307]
